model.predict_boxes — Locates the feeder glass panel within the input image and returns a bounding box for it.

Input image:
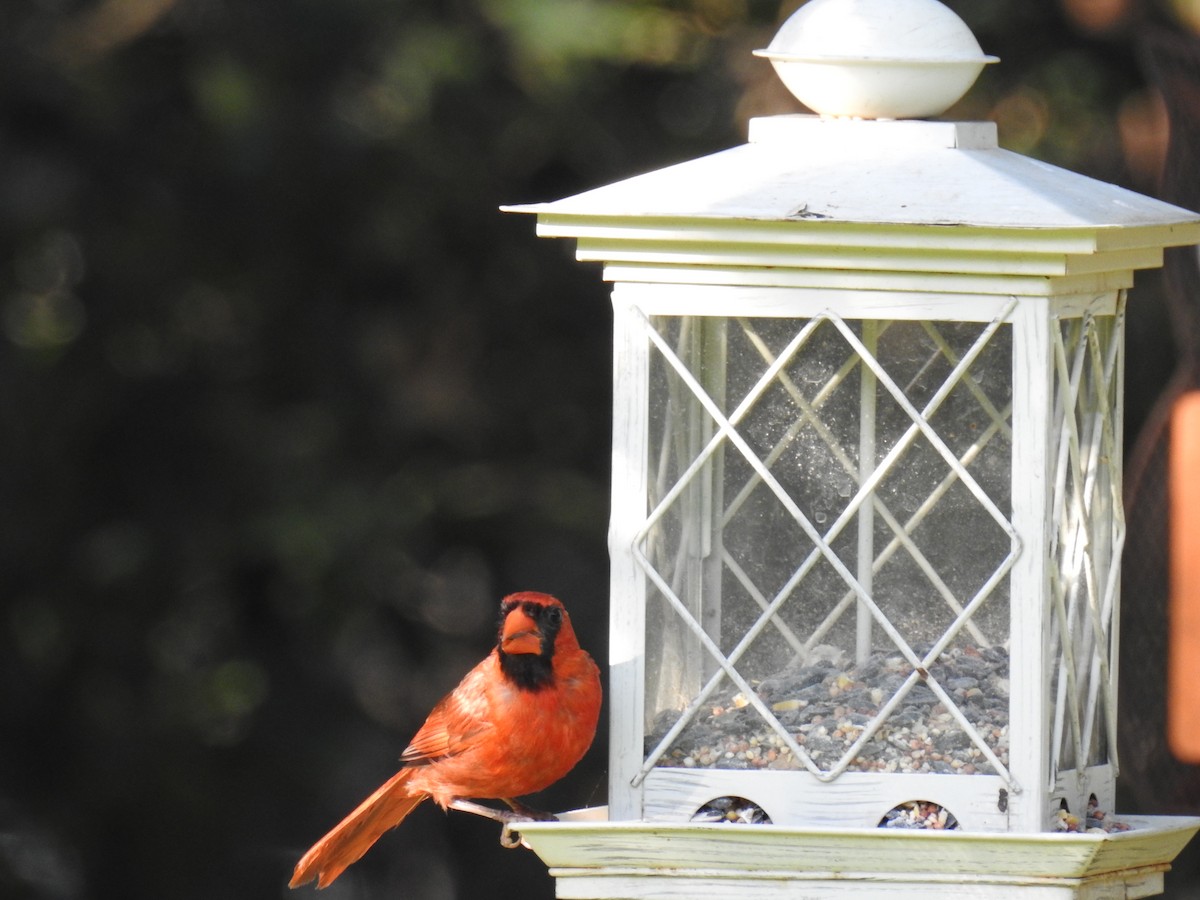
[1047,313,1123,779]
[640,313,1018,780]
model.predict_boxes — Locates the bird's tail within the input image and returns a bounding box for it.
[290,769,426,889]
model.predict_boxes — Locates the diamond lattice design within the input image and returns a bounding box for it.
[1048,312,1124,782]
[636,308,1020,787]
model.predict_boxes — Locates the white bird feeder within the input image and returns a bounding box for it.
[504,0,1200,896]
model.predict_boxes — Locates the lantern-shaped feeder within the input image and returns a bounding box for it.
[504,1,1200,895]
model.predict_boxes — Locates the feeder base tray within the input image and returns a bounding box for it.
[513,808,1200,900]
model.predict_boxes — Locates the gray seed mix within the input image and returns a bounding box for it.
[648,645,1010,775]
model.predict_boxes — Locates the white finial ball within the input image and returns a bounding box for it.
[754,0,998,120]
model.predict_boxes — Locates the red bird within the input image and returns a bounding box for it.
[290,591,602,889]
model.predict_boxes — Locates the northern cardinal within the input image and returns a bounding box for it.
[290,591,602,889]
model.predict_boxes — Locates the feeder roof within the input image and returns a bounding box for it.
[509,118,1197,234]
[505,117,1200,296]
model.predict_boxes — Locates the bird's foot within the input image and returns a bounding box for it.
[448,799,558,850]
[498,798,558,848]
[448,801,554,849]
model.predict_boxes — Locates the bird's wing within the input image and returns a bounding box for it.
[399,656,495,766]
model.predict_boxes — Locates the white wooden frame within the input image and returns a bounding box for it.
[607,281,1125,834]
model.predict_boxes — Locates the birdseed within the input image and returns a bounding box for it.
[648,644,1010,776]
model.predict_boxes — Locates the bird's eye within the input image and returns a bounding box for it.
[544,606,563,625]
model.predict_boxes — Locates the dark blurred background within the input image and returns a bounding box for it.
[2,0,1200,898]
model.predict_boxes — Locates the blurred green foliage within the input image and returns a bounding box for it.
[0,0,1196,898]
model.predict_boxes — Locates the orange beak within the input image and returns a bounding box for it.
[501,607,543,656]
